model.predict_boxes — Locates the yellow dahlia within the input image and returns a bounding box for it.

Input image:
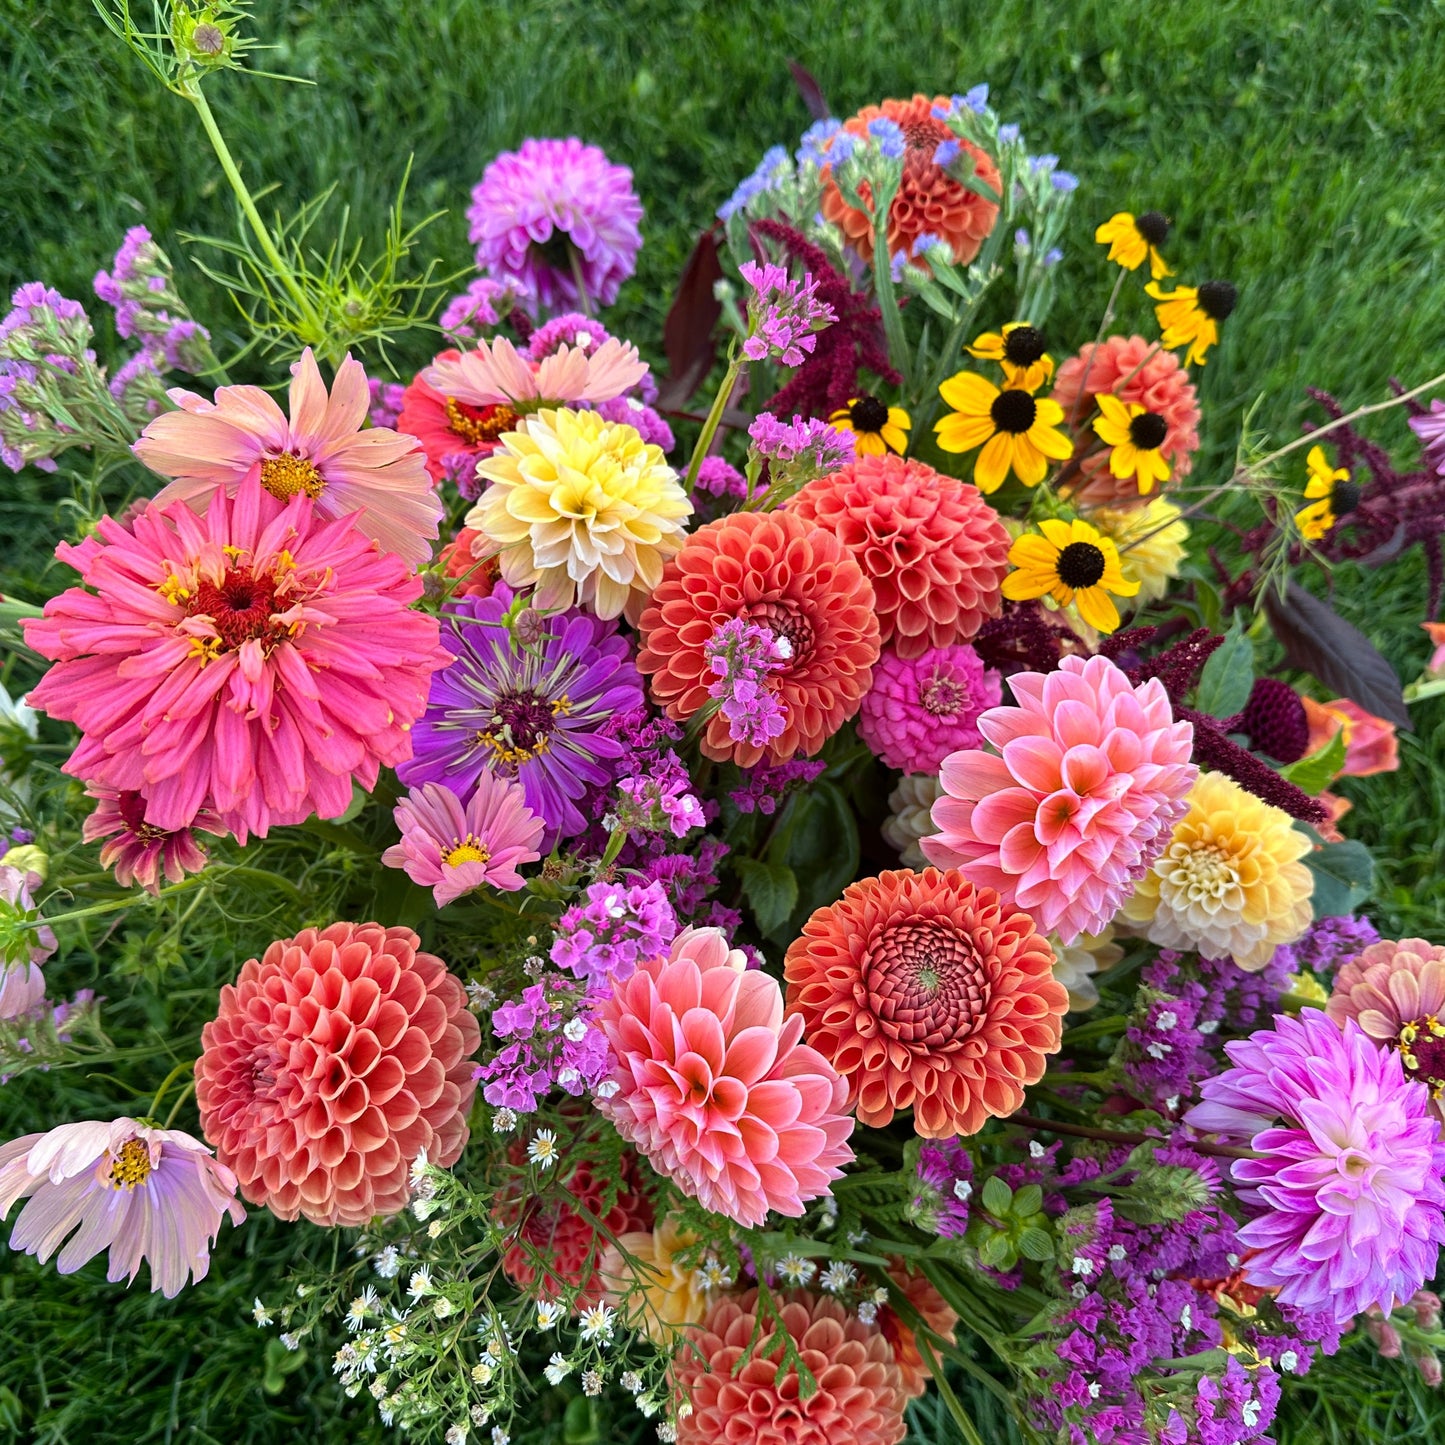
[1001,517,1139,633]
[468,406,692,621]
[1121,771,1314,972]
[1090,499,1190,609]
[1294,445,1356,542]
[599,1214,708,1345]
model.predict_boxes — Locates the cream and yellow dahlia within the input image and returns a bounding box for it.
[1089,498,1190,610]
[468,406,692,621]
[599,1214,709,1345]
[1122,771,1313,971]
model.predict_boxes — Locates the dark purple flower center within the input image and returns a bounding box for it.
[117,789,171,844]
[1056,541,1107,589]
[848,394,891,433]
[1197,280,1238,321]
[534,230,577,272]
[1128,411,1169,450]
[1003,326,1047,366]
[1136,211,1170,246]
[990,389,1037,435]
[480,687,567,764]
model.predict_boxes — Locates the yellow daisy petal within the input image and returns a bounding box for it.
[1037,518,1076,549]
[854,431,888,457]
[938,370,999,415]
[1108,441,1140,479]
[974,431,1013,492]
[935,413,997,454]
[1075,586,1122,633]
[886,408,912,434]
[1029,419,1075,462]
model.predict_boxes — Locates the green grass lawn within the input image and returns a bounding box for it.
[3,0,1445,1440]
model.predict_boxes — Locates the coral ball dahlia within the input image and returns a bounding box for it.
[196,923,480,1226]
[784,868,1067,1137]
[674,1288,907,1445]
[637,510,880,766]
[787,455,1011,657]
[593,926,855,1228]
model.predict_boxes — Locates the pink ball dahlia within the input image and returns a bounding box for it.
[23,476,451,843]
[195,922,480,1226]
[133,348,442,567]
[858,643,1001,774]
[674,1288,907,1445]
[920,653,1197,943]
[593,926,854,1228]
[1186,1009,1445,1323]
[468,137,644,314]
[787,455,1012,657]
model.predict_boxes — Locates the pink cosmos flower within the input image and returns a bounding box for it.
[24,476,451,843]
[381,776,545,906]
[83,785,225,894]
[1422,621,1445,677]
[0,1118,244,1298]
[1301,696,1399,777]
[423,334,647,412]
[133,348,442,567]
[594,926,855,1228]
[921,653,1196,943]
[0,863,54,1020]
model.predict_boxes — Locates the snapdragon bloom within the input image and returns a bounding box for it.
[0,1118,243,1297]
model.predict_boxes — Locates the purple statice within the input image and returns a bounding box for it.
[932,139,961,169]
[747,411,854,472]
[695,455,748,498]
[92,228,210,374]
[1186,1008,1445,1323]
[398,586,643,847]
[865,117,906,162]
[108,348,163,419]
[528,312,614,361]
[367,376,405,429]
[550,878,677,988]
[718,145,793,221]
[1410,397,1445,477]
[729,756,826,816]
[908,1138,972,1238]
[1,283,92,364]
[468,137,643,314]
[1118,957,1217,1114]
[439,276,519,341]
[615,770,704,838]
[589,394,674,452]
[704,617,789,751]
[641,839,737,932]
[1271,913,1379,976]
[1190,1354,1281,1445]
[738,260,837,368]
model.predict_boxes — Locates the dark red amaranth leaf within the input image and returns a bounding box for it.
[656,226,725,411]
[786,59,831,121]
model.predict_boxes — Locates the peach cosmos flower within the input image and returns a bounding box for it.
[1301,696,1399,777]
[593,926,854,1228]
[423,334,647,411]
[134,348,442,566]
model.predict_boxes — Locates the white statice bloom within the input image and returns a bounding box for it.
[953,1179,973,1202]
[1165,1095,1181,1113]
[1198,1019,1220,1036]
[579,1303,616,1343]
[536,1299,564,1330]
[563,1016,588,1042]
[857,1302,878,1325]
[620,1371,643,1395]
[1029,1141,1046,1159]
[880,771,945,868]
[778,1254,816,1286]
[1279,1350,1300,1373]
[821,1262,855,1294]
[557,1067,581,1088]
[594,1079,620,1100]
[1155,1010,1179,1032]
[407,1266,434,1300]
[527,1129,559,1169]
[1087,1382,1101,1400]
[544,1352,572,1385]
[1243,1400,1261,1428]
[1072,1256,1095,1277]
[1180,1304,1192,1331]
[492,1107,519,1133]
[581,1370,603,1397]
[251,1298,273,1327]
[1108,1245,1127,1262]
[374,1245,401,1279]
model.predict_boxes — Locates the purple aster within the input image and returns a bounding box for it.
[694,455,747,498]
[467,137,643,314]
[1187,1008,1445,1323]
[398,586,643,845]
[1273,913,1380,976]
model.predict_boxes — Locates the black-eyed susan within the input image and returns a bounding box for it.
[966,322,1054,392]
[1095,211,1172,280]
[1092,394,1172,495]
[1294,444,1358,541]
[1145,279,1237,366]
[935,372,1072,493]
[1001,518,1140,633]
[828,394,911,456]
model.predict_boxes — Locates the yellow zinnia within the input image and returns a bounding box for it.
[1293,444,1356,541]
[966,322,1055,392]
[1095,211,1172,280]
[1146,279,1237,366]
[1090,499,1190,609]
[828,394,911,456]
[470,406,692,621]
[1092,394,1172,495]
[934,372,1072,492]
[1001,517,1139,633]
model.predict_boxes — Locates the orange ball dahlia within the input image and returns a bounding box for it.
[636,510,880,766]
[674,1289,907,1445]
[787,455,1012,657]
[195,923,480,1226]
[879,1261,958,1399]
[784,868,1067,1137]
[820,95,1001,267]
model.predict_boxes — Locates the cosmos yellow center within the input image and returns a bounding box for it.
[443,839,491,868]
[260,451,326,501]
[109,1137,153,1190]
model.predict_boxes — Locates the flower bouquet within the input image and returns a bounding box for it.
[6,11,1445,1445]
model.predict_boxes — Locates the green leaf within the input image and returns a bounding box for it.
[563,1395,599,1444]
[766,781,860,939]
[980,1174,1013,1217]
[1017,1227,1055,1262]
[735,857,799,938]
[1281,727,1347,793]
[1302,837,1376,916]
[1194,620,1254,719]
[1012,1183,1043,1218]
[977,1231,1014,1269]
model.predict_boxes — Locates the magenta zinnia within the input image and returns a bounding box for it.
[1187,1009,1445,1323]
[83,785,225,894]
[24,476,451,843]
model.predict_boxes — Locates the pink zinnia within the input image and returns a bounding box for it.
[921,653,1196,943]
[382,777,545,907]
[423,334,646,413]
[133,348,442,566]
[24,476,451,843]
[0,1118,244,1298]
[1186,1009,1445,1323]
[0,863,54,1020]
[593,926,855,1228]
[858,643,1002,774]
[83,785,225,894]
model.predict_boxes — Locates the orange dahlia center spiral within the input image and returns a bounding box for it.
[259,450,325,501]
[742,599,814,666]
[864,918,991,1047]
[446,397,517,446]
[192,566,282,650]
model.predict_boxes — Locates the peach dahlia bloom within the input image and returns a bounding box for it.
[593,926,855,1228]
[880,1261,959,1399]
[784,868,1067,1138]
[600,1213,710,1344]
[196,922,480,1226]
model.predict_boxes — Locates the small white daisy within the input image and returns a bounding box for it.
[374,1245,401,1279]
[407,1265,434,1299]
[777,1254,816,1285]
[536,1299,564,1330]
[492,1107,519,1134]
[544,1352,572,1385]
[620,1371,643,1394]
[471,1361,494,1386]
[528,1129,559,1169]
[857,1302,878,1325]
[491,1428,511,1445]
[446,1426,468,1445]
[251,1298,273,1327]
[579,1303,616,1343]
[820,1261,855,1294]
[409,1149,431,1186]
[581,1369,603,1396]
[280,1332,300,1351]
[434,1296,454,1320]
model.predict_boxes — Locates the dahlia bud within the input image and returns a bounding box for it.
[1414,1290,1443,1331]
[1414,1349,1443,1389]
[1366,1312,1403,1359]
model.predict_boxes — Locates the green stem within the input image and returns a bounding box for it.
[1060,1014,1129,1048]
[684,346,744,494]
[567,243,593,319]
[871,220,909,393]
[163,1083,196,1130]
[147,1059,195,1119]
[40,879,206,927]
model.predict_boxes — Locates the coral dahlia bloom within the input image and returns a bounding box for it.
[921,654,1196,943]
[1051,335,1201,504]
[1186,1009,1445,1323]
[24,478,450,843]
[1121,771,1314,972]
[426,335,647,412]
[83,785,225,894]
[600,1213,709,1344]
[785,868,1066,1137]
[858,643,1001,773]
[396,350,517,487]
[1301,696,1399,777]
[133,348,442,566]
[196,923,480,1226]
[674,1289,907,1445]
[637,510,880,766]
[0,1118,243,1298]
[1328,938,1445,1122]
[787,454,1011,656]
[820,94,1000,267]
[594,926,855,1228]
[467,406,691,620]
[879,1261,958,1399]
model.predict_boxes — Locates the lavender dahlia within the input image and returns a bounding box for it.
[398,587,643,846]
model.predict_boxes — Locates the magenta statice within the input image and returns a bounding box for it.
[439,275,523,341]
[467,137,643,313]
[738,260,837,367]
[550,878,678,988]
[704,617,790,751]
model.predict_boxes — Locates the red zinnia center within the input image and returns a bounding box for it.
[864,919,991,1045]
[193,566,281,650]
[445,398,518,447]
[742,600,814,666]
[117,789,170,844]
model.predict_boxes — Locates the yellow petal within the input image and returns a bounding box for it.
[938,370,999,415]
[1002,570,1050,601]
[854,431,888,456]
[1095,393,1132,428]
[1029,420,1075,462]
[1075,587,1122,633]
[1037,518,1076,549]
[1009,534,1063,568]
[935,413,996,454]
[887,408,912,433]
[880,423,908,454]
[1109,441,1139,479]
[974,431,1013,492]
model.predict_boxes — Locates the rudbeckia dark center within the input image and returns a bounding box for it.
[1128,412,1169,450]
[1003,326,1047,365]
[849,395,891,432]
[1136,211,1171,246]
[1332,480,1362,517]
[1056,541,1107,589]
[990,389,1037,434]
[1197,280,1238,321]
